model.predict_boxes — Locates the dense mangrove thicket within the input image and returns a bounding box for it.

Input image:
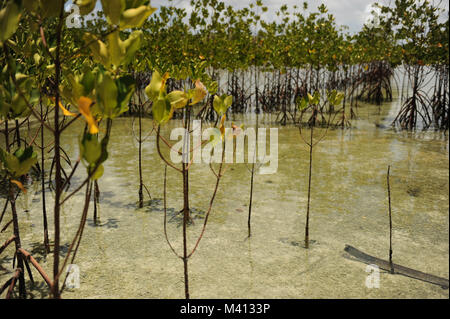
[0,0,448,299]
[136,0,448,129]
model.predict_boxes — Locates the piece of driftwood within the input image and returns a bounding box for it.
[344,245,449,289]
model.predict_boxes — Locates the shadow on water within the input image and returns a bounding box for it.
[135,198,207,227]
[87,218,119,229]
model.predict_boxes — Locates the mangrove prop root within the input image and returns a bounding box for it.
[4,268,21,299]
[0,235,16,256]
[344,245,449,289]
[18,248,53,289]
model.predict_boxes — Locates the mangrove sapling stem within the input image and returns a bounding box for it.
[182,106,192,299]
[156,127,182,173]
[298,100,335,249]
[1,219,13,233]
[93,180,100,224]
[188,140,226,258]
[387,165,394,274]
[0,198,8,226]
[248,111,259,238]
[0,235,16,256]
[58,182,93,294]
[161,111,226,299]
[138,92,144,208]
[40,94,50,253]
[15,120,21,148]
[51,5,66,299]
[4,118,26,298]
[305,124,313,249]
[163,165,181,258]
[8,181,26,298]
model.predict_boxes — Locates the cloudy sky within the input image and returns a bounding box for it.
[151,0,448,33]
[76,0,449,34]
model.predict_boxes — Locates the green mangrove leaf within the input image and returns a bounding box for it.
[145,70,167,101]
[101,0,125,25]
[75,0,97,15]
[96,72,118,118]
[167,90,188,109]
[0,0,22,44]
[79,133,102,165]
[298,97,308,111]
[90,163,104,180]
[62,74,84,105]
[0,90,9,118]
[334,92,345,106]
[80,69,95,96]
[23,0,39,12]
[79,130,109,180]
[107,31,124,68]
[213,94,232,115]
[114,75,135,118]
[121,30,143,66]
[0,146,37,178]
[223,95,233,108]
[40,0,64,18]
[207,81,218,95]
[119,5,156,29]
[84,33,109,66]
[10,93,31,118]
[152,96,173,124]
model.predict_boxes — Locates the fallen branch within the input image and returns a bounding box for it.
[344,245,449,289]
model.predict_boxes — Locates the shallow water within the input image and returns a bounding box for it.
[0,99,448,299]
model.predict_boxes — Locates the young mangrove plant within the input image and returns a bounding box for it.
[145,69,232,298]
[297,90,343,248]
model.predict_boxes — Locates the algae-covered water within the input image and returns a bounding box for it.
[0,99,448,298]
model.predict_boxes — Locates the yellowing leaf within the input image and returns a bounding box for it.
[189,80,207,105]
[11,179,26,193]
[78,97,99,134]
[58,100,76,117]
